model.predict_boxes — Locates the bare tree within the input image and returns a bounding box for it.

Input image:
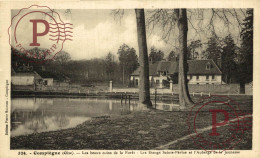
[112,9,152,107]
[146,9,246,108]
[176,9,194,108]
[135,9,152,107]
[55,51,71,65]
[112,9,246,108]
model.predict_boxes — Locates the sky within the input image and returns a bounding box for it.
[11,9,246,60]
[64,9,172,60]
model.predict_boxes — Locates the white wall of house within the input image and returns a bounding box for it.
[187,75,222,84]
[131,76,139,86]
[131,74,222,87]
[12,76,34,85]
[42,78,54,86]
[132,75,167,88]
[153,76,167,88]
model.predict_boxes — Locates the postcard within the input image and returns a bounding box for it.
[0,0,259,157]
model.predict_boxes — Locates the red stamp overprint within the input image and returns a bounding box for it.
[8,5,73,63]
[187,95,252,151]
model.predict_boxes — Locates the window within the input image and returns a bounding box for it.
[212,75,215,80]
[135,79,138,86]
[190,75,193,80]
[206,63,211,70]
[206,75,209,81]
[156,80,160,85]
[196,75,199,80]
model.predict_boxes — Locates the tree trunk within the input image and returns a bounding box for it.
[135,9,152,107]
[176,9,194,109]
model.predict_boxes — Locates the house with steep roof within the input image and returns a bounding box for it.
[186,60,222,84]
[12,65,70,88]
[130,59,222,88]
[36,71,57,86]
[36,71,70,86]
[11,70,41,86]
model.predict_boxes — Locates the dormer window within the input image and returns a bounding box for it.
[160,71,167,76]
[206,62,211,70]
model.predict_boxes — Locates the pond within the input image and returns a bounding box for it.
[11,97,179,137]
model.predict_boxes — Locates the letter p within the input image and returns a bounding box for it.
[209,109,229,136]
[30,19,49,46]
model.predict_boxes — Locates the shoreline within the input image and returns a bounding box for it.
[11,108,252,150]
[10,110,192,149]
[11,90,253,99]
[11,90,180,102]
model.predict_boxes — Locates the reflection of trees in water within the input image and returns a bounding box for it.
[130,103,148,111]
[13,98,146,132]
[11,111,20,131]
[162,105,170,111]
[53,113,70,128]
[120,103,131,115]
[24,110,48,132]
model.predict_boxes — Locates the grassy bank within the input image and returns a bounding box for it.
[11,107,252,150]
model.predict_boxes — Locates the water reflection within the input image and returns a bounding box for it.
[11,97,180,137]
[154,103,180,111]
[11,98,139,137]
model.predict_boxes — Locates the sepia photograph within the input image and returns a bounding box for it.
[7,6,253,152]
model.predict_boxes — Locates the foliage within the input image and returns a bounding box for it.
[202,34,238,83]
[148,46,164,62]
[236,9,253,84]
[221,34,237,83]
[203,34,222,63]
[11,47,50,71]
[105,52,116,79]
[26,47,48,60]
[11,45,137,85]
[187,40,202,60]
[117,44,139,75]
[55,51,71,65]
[167,51,177,61]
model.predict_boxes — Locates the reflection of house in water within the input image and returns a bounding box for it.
[11,98,53,133]
[11,98,137,136]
